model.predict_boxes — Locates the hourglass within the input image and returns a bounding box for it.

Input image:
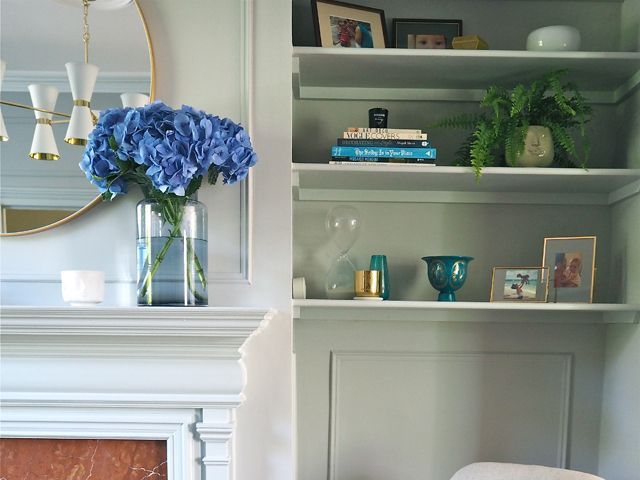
[325,205,361,299]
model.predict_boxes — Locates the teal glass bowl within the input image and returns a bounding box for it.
[421,256,474,302]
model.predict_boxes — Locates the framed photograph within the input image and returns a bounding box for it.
[392,18,463,49]
[490,267,549,302]
[542,236,597,303]
[311,0,387,48]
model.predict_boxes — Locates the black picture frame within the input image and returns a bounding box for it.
[311,0,388,48]
[392,18,463,49]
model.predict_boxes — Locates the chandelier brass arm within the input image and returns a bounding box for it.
[0,99,71,118]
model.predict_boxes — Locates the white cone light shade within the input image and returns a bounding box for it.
[121,92,149,108]
[0,59,8,141]
[0,111,8,142]
[65,62,99,145]
[28,84,60,160]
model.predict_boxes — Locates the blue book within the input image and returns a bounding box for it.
[336,138,430,148]
[331,146,436,159]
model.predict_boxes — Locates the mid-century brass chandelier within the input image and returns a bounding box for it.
[0,0,149,160]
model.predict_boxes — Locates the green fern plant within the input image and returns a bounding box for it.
[432,70,593,178]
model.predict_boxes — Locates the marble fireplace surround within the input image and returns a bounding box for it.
[0,306,273,480]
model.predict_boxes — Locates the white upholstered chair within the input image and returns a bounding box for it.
[450,462,605,480]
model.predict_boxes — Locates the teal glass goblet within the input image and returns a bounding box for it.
[421,256,473,301]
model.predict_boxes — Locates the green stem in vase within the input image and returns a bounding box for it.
[187,237,208,289]
[185,237,206,304]
[139,222,180,304]
[138,196,206,305]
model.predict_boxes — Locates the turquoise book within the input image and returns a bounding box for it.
[331,146,436,159]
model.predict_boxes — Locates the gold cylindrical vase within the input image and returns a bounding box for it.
[355,270,381,297]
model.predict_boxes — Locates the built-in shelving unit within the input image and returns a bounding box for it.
[292,4,640,478]
[292,163,640,205]
[293,299,640,324]
[293,47,640,103]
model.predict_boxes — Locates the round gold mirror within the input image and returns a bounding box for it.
[0,0,155,236]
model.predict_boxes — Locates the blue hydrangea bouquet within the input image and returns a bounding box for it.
[80,101,257,305]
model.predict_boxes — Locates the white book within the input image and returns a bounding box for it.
[346,127,423,134]
[329,161,437,167]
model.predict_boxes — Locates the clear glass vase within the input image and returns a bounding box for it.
[136,197,208,306]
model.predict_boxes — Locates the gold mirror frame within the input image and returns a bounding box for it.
[1,0,156,237]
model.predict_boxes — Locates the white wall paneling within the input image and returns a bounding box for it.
[329,351,572,480]
[295,317,606,480]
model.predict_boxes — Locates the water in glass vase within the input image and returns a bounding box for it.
[137,236,208,306]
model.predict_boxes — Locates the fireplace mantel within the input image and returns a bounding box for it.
[0,306,274,479]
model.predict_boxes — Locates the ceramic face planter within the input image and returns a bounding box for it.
[511,126,555,167]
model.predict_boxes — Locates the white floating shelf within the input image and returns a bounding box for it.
[292,164,640,205]
[293,47,640,104]
[293,299,640,324]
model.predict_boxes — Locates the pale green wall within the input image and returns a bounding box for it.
[294,99,619,169]
[294,201,612,302]
[293,0,622,51]
[621,0,640,51]
[599,84,640,477]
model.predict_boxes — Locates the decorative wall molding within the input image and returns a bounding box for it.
[3,70,151,94]
[197,418,235,480]
[1,185,95,209]
[0,306,272,336]
[237,0,254,285]
[0,306,273,480]
[328,351,572,480]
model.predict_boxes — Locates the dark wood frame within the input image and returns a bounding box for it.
[311,0,388,48]
[392,18,463,49]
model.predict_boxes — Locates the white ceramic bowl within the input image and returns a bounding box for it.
[61,270,105,306]
[526,25,581,51]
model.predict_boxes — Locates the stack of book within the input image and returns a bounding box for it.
[330,127,436,166]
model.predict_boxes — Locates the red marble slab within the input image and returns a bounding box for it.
[0,438,167,479]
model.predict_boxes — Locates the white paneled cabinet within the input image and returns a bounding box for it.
[291,3,640,477]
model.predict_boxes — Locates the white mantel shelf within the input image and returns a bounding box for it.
[0,306,275,408]
[293,47,640,104]
[293,299,640,324]
[292,164,640,205]
[0,306,274,337]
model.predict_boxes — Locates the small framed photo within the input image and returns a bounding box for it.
[543,236,597,303]
[311,0,387,48]
[490,267,549,303]
[392,18,463,49]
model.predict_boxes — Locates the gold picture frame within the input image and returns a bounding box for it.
[542,236,597,303]
[490,266,549,302]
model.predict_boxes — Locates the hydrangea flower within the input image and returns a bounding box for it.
[80,101,258,200]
